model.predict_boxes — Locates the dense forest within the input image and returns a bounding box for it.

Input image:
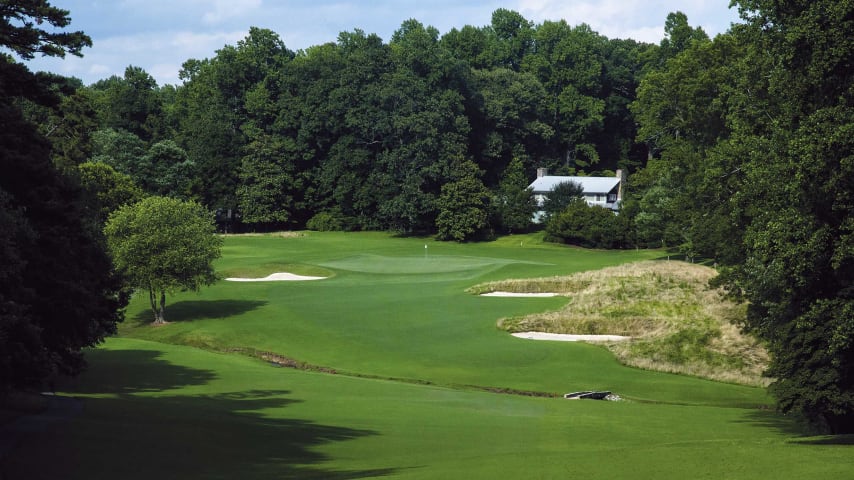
[2,1,853,433]
[22,9,672,239]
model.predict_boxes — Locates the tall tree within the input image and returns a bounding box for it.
[493,154,536,233]
[1,0,125,391]
[435,159,490,241]
[658,11,709,62]
[0,0,91,59]
[523,21,606,171]
[719,0,854,433]
[90,66,165,142]
[175,28,293,210]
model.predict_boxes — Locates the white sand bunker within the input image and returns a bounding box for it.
[481,292,559,297]
[512,331,630,342]
[226,272,326,282]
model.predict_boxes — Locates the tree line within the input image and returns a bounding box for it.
[27,10,667,240]
[2,1,853,433]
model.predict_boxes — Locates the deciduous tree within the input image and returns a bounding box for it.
[104,197,221,325]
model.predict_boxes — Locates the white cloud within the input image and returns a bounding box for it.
[88,64,112,76]
[202,0,263,25]
[514,0,738,42]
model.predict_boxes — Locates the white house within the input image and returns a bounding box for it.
[529,168,624,222]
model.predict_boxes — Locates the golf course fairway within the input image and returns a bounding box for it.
[6,232,853,478]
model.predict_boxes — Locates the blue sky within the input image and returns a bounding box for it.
[23,0,742,86]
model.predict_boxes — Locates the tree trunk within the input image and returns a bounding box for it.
[157,290,167,324]
[149,287,167,325]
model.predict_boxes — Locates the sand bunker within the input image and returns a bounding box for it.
[481,292,559,297]
[225,272,326,282]
[511,331,630,342]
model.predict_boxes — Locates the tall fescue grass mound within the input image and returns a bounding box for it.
[471,261,770,387]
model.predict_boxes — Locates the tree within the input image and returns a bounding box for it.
[493,155,536,233]
[237,134,299,226]
[91,127,147,175]
[545,200,628,249]
[708,0,854,433]
[523,21,606,171]
[435,159,491,241]
[77,161,144,224]
[104,197,221,325]
[541,180,584,218]
[174,28,293,210]
[141,140,195,198]
[0,0,91,60]
[1,1,124,391]
[659,11,709,62]
[90,66,165,142]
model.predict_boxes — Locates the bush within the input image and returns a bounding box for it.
[306,210,347,231]
[545,200,631,249]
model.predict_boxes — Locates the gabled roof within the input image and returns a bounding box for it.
[529,176,620,195]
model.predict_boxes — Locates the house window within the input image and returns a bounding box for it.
[607,193,617,203]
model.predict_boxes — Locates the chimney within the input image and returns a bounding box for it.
[537,167,548,178]
[615,169,626,201]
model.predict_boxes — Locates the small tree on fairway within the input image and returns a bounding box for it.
[105,196,222,324]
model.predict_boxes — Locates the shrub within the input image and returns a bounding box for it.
[306,210,347,231]
[545,200,631,248]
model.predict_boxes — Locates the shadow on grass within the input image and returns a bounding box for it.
[790,435,854,445]
[735,408,813,437]
[737,409,854,446]
[132,299,268,324]
[11,347,398,479]
[63,348,219,395]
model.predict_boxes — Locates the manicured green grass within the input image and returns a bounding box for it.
[9,232,852,478]
[7,338,853,479]
[118,232,764,407]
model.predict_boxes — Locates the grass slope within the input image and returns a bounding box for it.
[7,338,853,479]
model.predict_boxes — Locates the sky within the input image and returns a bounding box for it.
[22,0,743,86]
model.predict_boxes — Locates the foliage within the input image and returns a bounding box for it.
[77,161,144,223]
[435,160,491,241]
[627,3,854,432]
[545,200,629,249]
[0,1,124,392]
[493,155,536,233]
[306,209,348,232]
[0,0,91,60]
[541,180,583,218]
[90,66,165,142]
[104,196,221,324]
[141,140,195,198]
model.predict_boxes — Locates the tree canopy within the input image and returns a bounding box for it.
[0,0,123,392]
[104,196,222,325]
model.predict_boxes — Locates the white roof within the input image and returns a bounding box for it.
[529,176,620,195]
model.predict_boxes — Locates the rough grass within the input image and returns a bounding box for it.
[473,260,770,387]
